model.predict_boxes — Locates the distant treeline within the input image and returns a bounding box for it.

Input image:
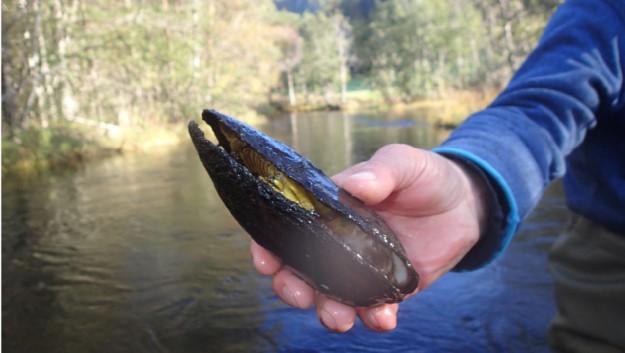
[2,0,560,135]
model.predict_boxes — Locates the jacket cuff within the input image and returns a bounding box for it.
[433,147,521,270]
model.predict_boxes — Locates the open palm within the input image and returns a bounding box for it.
[251,144,487,332]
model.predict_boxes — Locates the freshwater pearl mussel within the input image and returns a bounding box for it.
[188,109,419,306]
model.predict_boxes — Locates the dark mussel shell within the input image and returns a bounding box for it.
[188,109,418,306]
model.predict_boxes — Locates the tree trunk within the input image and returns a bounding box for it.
[334,14,350,105]
[339,50,347,104]
[497,0,518,74]
[287,69,296,106]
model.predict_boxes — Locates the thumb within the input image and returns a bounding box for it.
[332,144,428,206]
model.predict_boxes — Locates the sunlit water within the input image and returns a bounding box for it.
[3,111,569,352]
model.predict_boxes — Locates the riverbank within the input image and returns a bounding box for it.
[2,90,493,176]
[1,111,272,177]
[2,122,180,176]
[270,88,497,128]
[385,89,497,128]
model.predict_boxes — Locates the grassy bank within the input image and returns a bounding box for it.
[2,90,492,176]
[1,111,270,177]
[384,89,497,128]
[2,121,182,176]
[271,88,497,128]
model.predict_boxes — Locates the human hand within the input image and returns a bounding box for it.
[250,144,489,332]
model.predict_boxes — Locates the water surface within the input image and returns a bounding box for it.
[3,111,568,352]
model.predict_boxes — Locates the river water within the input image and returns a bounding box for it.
[3,111,569,353]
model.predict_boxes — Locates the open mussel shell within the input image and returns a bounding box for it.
[188,109,419,306]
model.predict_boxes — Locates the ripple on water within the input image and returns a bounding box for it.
[3,113,566,353]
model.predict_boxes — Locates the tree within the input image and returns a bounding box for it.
[293,9,352,105]
[275,26,304,106]
[351,0,559,100]
[2,0,287,133]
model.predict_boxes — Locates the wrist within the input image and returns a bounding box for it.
[450,159,490,235]
[433,147,516,270]
[441,154,509,270]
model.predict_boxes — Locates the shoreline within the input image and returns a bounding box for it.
[270,88,497,128]
[2,122,186,177]
[2,90,495,176]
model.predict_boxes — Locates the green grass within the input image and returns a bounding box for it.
[3,123,96,174]
[1,120,187,176]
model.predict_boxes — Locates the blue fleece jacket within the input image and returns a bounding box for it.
[434,0,625,270]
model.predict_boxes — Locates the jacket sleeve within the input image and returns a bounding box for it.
[433,0,625,270]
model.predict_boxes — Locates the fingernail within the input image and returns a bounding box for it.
[282,285,301,308]
[349,171,376,181]
[319,308,338,331]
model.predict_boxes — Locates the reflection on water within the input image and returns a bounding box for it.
[3,111,567,352]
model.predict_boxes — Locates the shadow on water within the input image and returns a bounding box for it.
[3,111,568,352]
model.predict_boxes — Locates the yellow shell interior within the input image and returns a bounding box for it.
[220,126,316,211]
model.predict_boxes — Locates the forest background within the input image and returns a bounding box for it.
[2,0,561,173]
